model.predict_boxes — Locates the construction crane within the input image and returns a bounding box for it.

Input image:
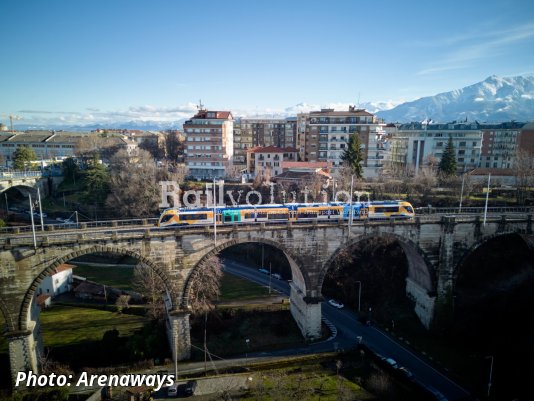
[0,114,22,133]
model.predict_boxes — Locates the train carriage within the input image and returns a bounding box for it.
[157,200,414,227]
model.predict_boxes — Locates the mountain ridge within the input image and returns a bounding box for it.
[376,75,534,123]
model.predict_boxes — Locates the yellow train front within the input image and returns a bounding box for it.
[367,201,414,220]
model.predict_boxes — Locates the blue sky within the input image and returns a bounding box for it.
[1,0,534,127]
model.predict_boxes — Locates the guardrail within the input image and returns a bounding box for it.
[415,206,534,215]
[1,214,531,247]
[0,171,43,180]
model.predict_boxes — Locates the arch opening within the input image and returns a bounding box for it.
[321,234,435,329]
[451,233,534,398]
[181,238,320,358]
[17,247,175,376]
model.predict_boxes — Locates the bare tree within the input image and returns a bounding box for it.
[514,149,534,205]
[132,264,166,321]
[75,135,123,163]
[106,148,161,217]
[188,256,223,314]
[115,294,130,313]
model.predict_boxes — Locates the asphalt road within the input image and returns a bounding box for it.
[222,258,471,401]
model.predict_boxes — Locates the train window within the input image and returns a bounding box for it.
[179,213,208,221]
[256,213,268,219]
[160,214,174,223]
[406,206,414,213]
[224,214,233,222]
[244,213,254,219]
[268,213,289,220]
[297,212,318,218]
[374,207,399,213]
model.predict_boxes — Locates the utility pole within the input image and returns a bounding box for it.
[4,193,8,216]
[355,281,362,312]
[349,175,354,236]
[269,262,272,294]
[28,194,37,250]
[37,188,44,231]
[483,173,491,226]
[213,178,217,246]
[486,355,494,397]
[458,171,466,214]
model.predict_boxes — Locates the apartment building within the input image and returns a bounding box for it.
[297,107,387,177]
[389,121,532,173]
[479,122,526,169]
[183,109,234,180]
[233,118,298,169]
[246,146,298,178]
[394,122,483,172]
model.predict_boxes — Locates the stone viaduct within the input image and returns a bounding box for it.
[0,213,532,383]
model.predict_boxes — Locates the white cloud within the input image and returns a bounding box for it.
[416,22,534,76]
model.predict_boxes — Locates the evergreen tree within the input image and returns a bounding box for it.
[13,146,37,170]
[82,154,110,205]
[341,133,364,178]
[438,135,457,176]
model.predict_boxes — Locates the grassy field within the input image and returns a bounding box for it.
[239,363,375,401]
[39,304,145,347]
[71,264,134,290]
[219,272,276,301]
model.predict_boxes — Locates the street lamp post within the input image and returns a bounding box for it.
[486,355,494,398]
[245,338,250,366]
[355,281,362,312]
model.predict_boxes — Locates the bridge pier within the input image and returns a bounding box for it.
[289,282,322,340]
[405,278,435,329]
[167,311,191,362]
[5,330,42,384]
[434,216,456,326]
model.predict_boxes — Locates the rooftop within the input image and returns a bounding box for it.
[247,145,299,154]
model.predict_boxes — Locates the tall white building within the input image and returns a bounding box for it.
[297,107,387,178]
[184,109,234,180]
[393,122,483,172]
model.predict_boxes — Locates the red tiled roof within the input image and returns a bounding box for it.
[53,263,75,275]
[470,168,515,176]
[282,161,332,170]
[193,110,233,120]
[247,146,299,153]
[36,294,50,305]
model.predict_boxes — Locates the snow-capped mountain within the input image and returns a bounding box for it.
[377,75,534,123]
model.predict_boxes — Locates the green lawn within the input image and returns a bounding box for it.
[240,361,375,400]
[40,304,145,347]
[219,272,275,301]
[72,264,134,290]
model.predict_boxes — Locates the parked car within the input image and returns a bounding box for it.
[397,366,414,380]
[182,380,197,396]
[167,383,178,397]
[258,268,269,275]
[271,273,282,280]
[328,299,344,309]
[384,358,398,369]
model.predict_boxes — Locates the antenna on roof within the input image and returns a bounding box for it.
[357,92,361,108]
[197,99,205,111]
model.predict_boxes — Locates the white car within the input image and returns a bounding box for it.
[328,299,344,309]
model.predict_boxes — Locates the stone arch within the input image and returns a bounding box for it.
[454,232,534,280]
[180,237,308,309]
[318,233,435,294]
[1,184,38,196]
[18,244,174,331]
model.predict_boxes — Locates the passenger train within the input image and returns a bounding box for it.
[157,200,414,227]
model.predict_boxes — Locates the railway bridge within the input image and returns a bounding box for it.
[0,212,533,383]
